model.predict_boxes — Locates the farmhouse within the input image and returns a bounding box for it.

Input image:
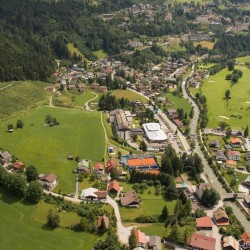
[94,163,105,175]
[77,159,89,173]
[80,187,107,202]
[142,123,168,143]
[222,236,239,250]
[120,191,139,207]
[106,159,117,172]
[225,160,237,169]
[240,232,250,249]
[108,180,120,194]
[39,173,57,190]
[213,207,230,226]
[188,233,216,250]
[109,109,132,140]
[122,154,159,172]
[97,215,109,230]
[135,230,147,249]
[12,161,25,172]
[227,151,241,161]
[196,216,213,230]
[148,236,161,250]
[230,138,243,148]
[0,150,12,163]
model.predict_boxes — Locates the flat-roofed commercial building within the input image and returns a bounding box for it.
[142,122,168,143]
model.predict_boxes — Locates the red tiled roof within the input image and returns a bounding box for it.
[135,229,146,244]
[230,138,242,144]
[196,216,213,228]
[240,232,250,244]
[97,215,109,229]
[12,161,25,170]
[108,180,120,192]
[227,151,241,156]
[41,173,57,183]
[94,163,104,171]
[107,159,117,171]
[226,160,237,165]
[188,233,216,250]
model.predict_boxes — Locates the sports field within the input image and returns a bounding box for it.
[0,107,105,193]
[0,190,98,250]
[201,65,250,129]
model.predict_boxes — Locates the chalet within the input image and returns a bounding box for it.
[230,138,243,148]
[39,173,57,190]
[188,233,216,250]
[108,180,120,194]
[222,236,239,250]
[78,84,86,92]
[80,187,107,202]
[99,86,108,93]
[227,151,241,161]
[240,232,250,249]
[94,163,105,175]
[12,161,25,172]
[196,183,212,199]
[106,159,117,172]
[90,82,100,90]
[0,151,12,163]
[225,160,237,169]
[120,191,139,207]
[209,140,220,148]
[148,236,161,250]
[135,230,147,249]
[97,215,109,230]
[215,150,227,161]
[77,159,89,173]
[196,216,213,230]
[45,85,57,93]
[245,152,250,161]
[213,207,230,226]
[244,195,250,207]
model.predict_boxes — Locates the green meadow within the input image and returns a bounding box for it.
[110,89,148,104]
[0,107,105,193]
[0,190,98,250]
[201,65,250,129]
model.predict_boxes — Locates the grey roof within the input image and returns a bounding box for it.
[149,236,161,250]
[0,151,12,160]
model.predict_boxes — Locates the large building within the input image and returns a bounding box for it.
[109,109,132,140]
[142,123,168,143]
[122,154,159,171]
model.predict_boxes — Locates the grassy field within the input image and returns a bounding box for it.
[110,89,148,104]
[164,93,192,114]
[236,56,250,64]
[194,41,215,50]
[0,190,98,250]
[0,107,105,194]
[201,65,250,129]
[0,81,50,120]
[137,223,168,237]
[67,43,85,60]
[93,50,107,59]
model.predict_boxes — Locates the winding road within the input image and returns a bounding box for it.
[182,65,250,231]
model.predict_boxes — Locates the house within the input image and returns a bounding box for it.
[188,233,216,250]
[0,151,12,163]
[227,151,241,161]
[39,173,57,190]
[209,140,220,148]
[12,161,25,171]
[108,180,120,194]
[240,232,250,249]
[97,215,109,230]
[80,187,107,202]
[106,159,117,172]
[244,195,250,207]
[135,230,147,248]
[90,82,100,90]
[120,191,139,207]
[78,83,86,92]
[222,236,239,250]
[98,86,108,93]
[94,163,105,175]
[213,207,230,226]
[215,150,227,161]
[196,216,213,230]
[230,138,243,148]
[225,160,237,169]
[77,159,90,173]
[196,183,212,199]
[245,152,250,161]
[148,236,161,250]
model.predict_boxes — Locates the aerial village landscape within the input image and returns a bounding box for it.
[1,0,250,249]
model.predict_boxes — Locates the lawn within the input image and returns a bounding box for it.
[164,93,192,114]
[0,81,50,120]
[201,66,250,129]
[194,41,215,50]
[93,50,107,59]
[67,43,86,61]
[236,56,250,64]
[110,89,148,104]
[137,223,168,238]
[0,190,98,250]
[0,107,105,194]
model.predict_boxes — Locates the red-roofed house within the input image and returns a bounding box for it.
[108,180,120,194]
[107,159,117,172]
[12,161,25,171]
[213,207,230,226]
[227,151,241,161]
[225,160,237,169]
[94,163,104,175]
[135,229,147,248]
[97,215,109,230]
[196,216,213,230]
[188,233,216,250]
[39,173,57,190]
[240,232,250,249]
[230,138,243,148]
